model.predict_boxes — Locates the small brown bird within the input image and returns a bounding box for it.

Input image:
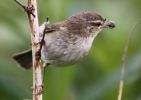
[13,12,115,69]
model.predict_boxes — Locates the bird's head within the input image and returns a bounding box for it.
[66,12,115,37]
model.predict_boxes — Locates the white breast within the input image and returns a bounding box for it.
[41,31,99,66]
[50,36,95,66]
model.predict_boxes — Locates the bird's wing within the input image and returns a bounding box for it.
[44,22,67,34]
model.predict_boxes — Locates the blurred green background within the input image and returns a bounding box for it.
[0,0,141,100]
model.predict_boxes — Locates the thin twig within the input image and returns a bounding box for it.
[15,0,43,100]
[117,19,141,100]
[15,0,26,9]
[14,0,35,17]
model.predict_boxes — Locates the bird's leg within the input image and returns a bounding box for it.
[35,18,49,64]
[34,18,50,94]
[42,63,50,85]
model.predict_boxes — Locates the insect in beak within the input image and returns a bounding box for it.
[101,20,115,29]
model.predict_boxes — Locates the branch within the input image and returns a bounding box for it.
[117,19,141,100]
[15,0,43,100]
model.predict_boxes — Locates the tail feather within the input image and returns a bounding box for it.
[13,49,32,69]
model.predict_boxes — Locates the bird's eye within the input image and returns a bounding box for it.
[91,22,102,27]
[89,20,102,27]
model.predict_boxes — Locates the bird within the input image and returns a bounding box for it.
[13,12,115,69]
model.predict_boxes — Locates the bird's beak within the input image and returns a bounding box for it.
[101,20,115,29]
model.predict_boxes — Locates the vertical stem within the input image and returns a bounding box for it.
[15,0,44,99]
[117,19,141,100]
[27,0,43,100]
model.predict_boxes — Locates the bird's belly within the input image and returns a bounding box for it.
[41,34,94,66]
[41,44,90,66]
[55,47,90,66]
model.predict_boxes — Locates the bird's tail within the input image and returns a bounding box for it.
[12,49,32,69]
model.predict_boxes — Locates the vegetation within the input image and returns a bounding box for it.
[0,0,141,100]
